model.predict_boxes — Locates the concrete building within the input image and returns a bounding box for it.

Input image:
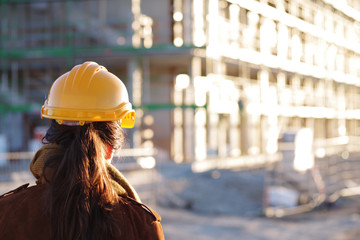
[1,0,360,171]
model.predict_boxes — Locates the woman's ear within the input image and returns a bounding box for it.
[105,145,114,161]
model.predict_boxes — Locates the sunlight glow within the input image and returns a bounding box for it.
[173,11,183,22]
[175,74,190,90]
[174,37,184,47]
[194,76,210,106]
[193,0,206,47]
[293,128,314,172]
[138,157,156,169]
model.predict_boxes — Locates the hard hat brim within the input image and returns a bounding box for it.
[41,102,135,128]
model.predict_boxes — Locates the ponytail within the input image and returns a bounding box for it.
[43,120,123,240]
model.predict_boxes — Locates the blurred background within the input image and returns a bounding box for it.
[1,0,360,239]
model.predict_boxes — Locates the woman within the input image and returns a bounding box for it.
[0,62,165,240]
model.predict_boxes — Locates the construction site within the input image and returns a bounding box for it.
[1,0,360,238]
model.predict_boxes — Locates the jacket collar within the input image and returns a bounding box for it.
[30,144,141,202]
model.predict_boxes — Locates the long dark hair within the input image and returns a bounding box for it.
[42,120,124,240]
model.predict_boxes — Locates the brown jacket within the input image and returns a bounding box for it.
[0,184,165,240]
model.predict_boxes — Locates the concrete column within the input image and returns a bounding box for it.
[172,71,185,163]
[192,0,206,47]
[259,69,269,104]
[218,115,228,158]
[183,57,202,162]
[195,108,207,160]
[229,103,240,157]
[207,0,219,58]
[291,75,300,106]
[172,107,184,163]
[183,0,192,45]
[128,57,142,148]
[11,62,19,104]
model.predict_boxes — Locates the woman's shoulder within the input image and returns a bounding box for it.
[0,184,50,240]
[0,183,48,218]
[0,183,46,203]
[0,183,30,198]
[113,196,164,239]
[116,196,161,221]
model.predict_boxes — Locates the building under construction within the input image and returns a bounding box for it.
[1,0,360,172]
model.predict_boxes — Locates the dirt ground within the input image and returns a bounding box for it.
[1,160,360,240]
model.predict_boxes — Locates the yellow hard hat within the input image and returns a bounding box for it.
[41,61,135,128]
